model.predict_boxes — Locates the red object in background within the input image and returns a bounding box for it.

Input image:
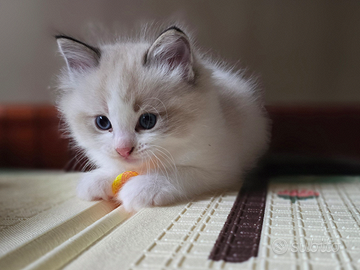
[268,105,360,160]
[277,189,320,201]
[1,105,360,170]
[0,105,71,169]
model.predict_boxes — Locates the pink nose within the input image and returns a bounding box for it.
[116,147,134,158]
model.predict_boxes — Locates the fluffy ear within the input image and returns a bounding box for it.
[56,35,101,73]
[145,27,194,82]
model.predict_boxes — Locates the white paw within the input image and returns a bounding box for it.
[117,174,177,212]
[76,171,115,201]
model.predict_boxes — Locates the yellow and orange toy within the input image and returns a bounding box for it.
[111,171,139,195]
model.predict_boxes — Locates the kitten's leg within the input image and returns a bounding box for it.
[76,169,119,201]
[118,166,228,212]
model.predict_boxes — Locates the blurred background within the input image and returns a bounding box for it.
[1,0,360,171]
[1,0,360,105]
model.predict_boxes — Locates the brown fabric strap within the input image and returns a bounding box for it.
[209,183,267,262]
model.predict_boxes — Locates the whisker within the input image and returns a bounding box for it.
[69,149,89,172]
[149,149,170,182]
[153,149,177,178]
[151,145,178,180]
[145,152,152,176]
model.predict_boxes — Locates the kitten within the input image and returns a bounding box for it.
[55,26,270,212]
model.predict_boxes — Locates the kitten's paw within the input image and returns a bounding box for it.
[118,175,176,212]
[76,172,114,201]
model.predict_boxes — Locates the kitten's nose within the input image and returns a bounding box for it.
[116,147,134,158]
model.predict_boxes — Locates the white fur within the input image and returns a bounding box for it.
[56,27,270,212]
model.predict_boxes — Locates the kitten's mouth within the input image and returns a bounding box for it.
[120,155,140,164]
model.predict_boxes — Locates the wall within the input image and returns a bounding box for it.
[1,0,360,105]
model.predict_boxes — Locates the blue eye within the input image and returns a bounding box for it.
[95,116,112,130]
[139,113,157,130]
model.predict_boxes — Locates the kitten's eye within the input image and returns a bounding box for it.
[138,113,157,130]
[95,116,112,130]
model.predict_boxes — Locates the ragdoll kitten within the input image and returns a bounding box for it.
[56,26,269,212]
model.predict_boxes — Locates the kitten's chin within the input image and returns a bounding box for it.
[118,156,144,169]
[121,156,139,164]
[117,155,155,173]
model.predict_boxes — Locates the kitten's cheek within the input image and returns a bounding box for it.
[100,144,115,156]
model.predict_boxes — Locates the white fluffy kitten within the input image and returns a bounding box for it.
[56,26,269,212]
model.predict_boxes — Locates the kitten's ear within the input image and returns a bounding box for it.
[56,35,101,73]
[145,27,194,82]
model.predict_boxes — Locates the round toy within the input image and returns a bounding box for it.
[111,171,139,195]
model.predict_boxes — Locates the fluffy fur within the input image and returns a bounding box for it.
[55,26,270,212]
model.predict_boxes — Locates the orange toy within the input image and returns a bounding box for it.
[111,171,139,195]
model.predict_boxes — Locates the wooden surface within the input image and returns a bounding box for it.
[1,104,360,169]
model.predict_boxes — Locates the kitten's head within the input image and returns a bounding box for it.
[56,27,208,172]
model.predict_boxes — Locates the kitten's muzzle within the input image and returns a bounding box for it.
[116,147,134,158]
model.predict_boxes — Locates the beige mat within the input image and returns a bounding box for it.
[1,172,360,269]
